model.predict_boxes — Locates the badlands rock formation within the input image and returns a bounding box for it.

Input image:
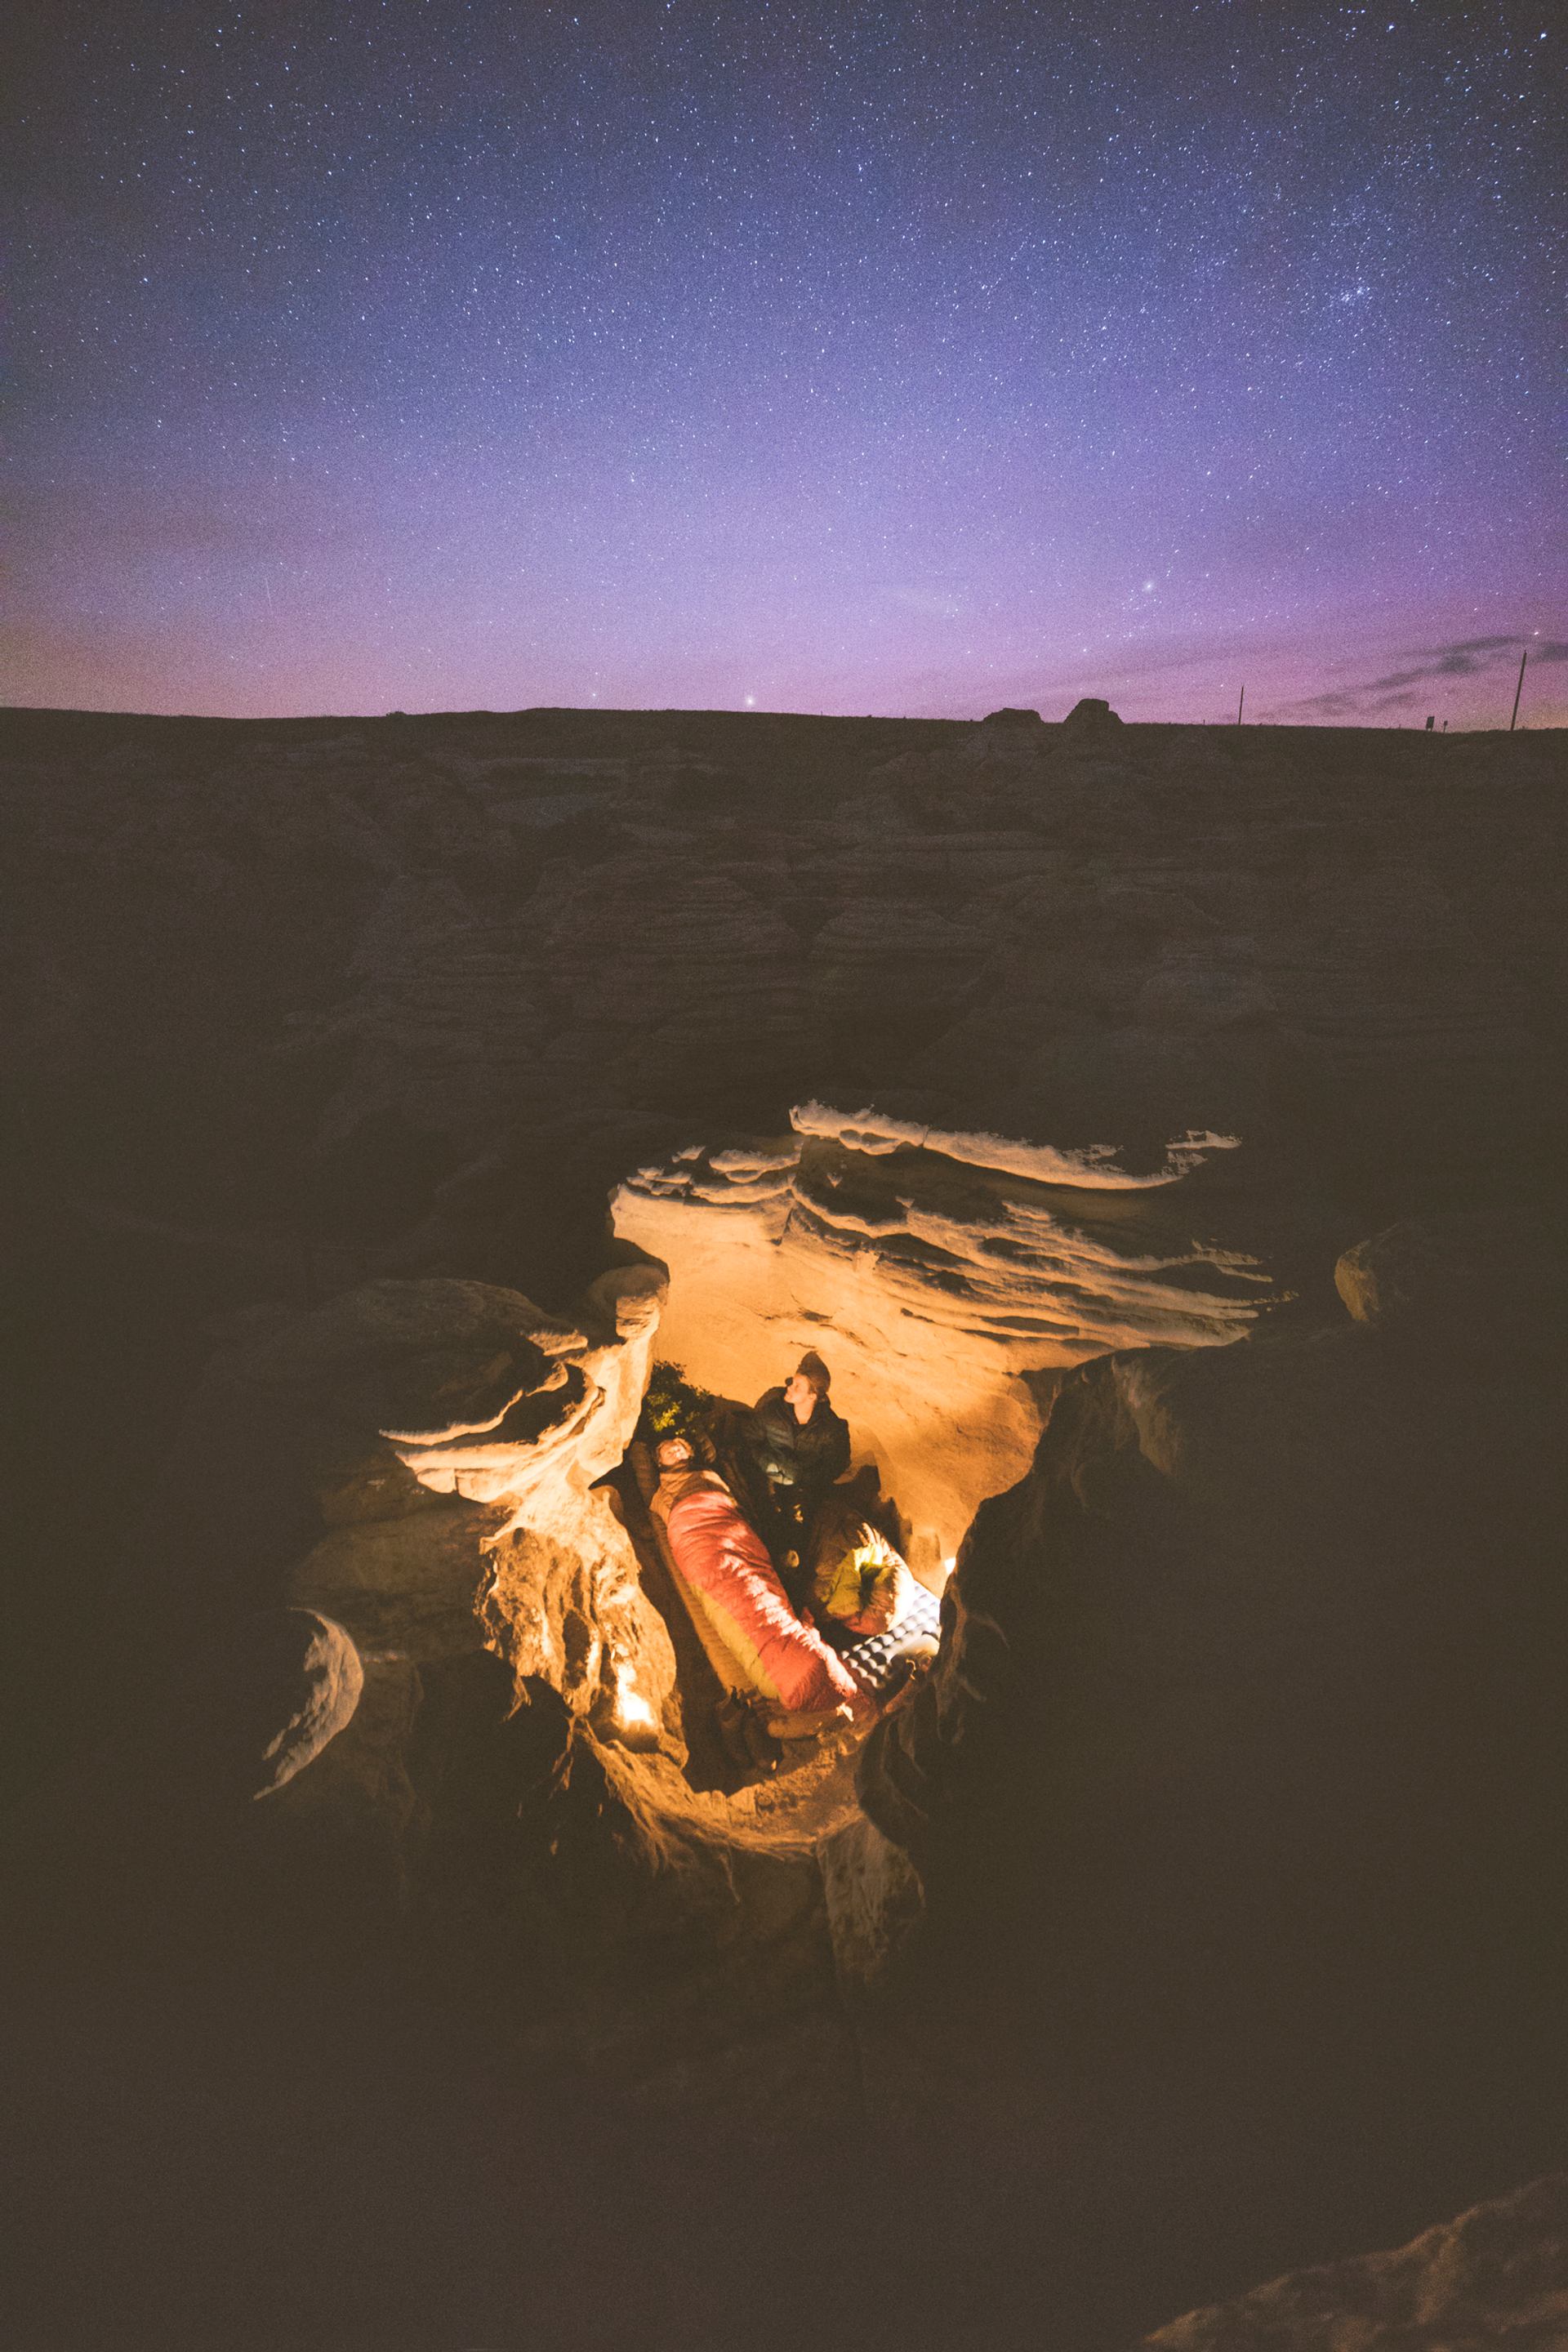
[614,1107,1268,1571]
[2,701,1564,2347]
[5,705,1558,1293]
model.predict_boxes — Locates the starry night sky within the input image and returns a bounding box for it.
[7,1,1562,724]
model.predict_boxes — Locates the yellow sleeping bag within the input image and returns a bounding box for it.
[808,1494,909,1637]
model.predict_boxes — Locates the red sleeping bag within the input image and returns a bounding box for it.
[663,1477,869,1717]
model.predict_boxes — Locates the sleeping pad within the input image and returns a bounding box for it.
[655,1470,871,1717]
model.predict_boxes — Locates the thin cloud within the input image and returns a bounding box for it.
[1275,634,1566,719]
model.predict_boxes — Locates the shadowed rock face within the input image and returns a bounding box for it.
[857,1210,1568,2299]
[1138,2173,1568,2350]
[863,1279,1566,1937]
[1334,1207,1566,1360]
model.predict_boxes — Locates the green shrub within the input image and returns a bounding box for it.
[639,1358,720,1441]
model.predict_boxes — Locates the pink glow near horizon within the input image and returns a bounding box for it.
[8,3,1561,732]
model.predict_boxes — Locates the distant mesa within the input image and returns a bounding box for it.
[977,697,1125,736]
[1062,695,1124,732]
[962,704,1049,768]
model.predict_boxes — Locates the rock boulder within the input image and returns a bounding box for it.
[860,1218,1568,2260]
[1139,2173,1568,2349]
[201,1606,364,1799]
[1334,1208,1566,1359]
[1062,694,1125,732]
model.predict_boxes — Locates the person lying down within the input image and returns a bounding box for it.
[805,1490,942,1695]
[650,1436,877,1731]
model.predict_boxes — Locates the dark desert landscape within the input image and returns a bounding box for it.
[5,0,1566,2344]
[3,697,1566,2347]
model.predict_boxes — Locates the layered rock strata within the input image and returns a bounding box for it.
[614,1108,1269,1568]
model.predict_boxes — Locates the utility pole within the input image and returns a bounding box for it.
[1236,684,1245,725]
[1510,648,1527,731]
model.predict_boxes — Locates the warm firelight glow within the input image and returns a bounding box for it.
[615,1665,657,1732]
[613,1116,1269,1580]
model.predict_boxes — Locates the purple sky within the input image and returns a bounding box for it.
[7,1,1563,726]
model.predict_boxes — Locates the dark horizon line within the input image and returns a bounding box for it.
[0,701,1557,735]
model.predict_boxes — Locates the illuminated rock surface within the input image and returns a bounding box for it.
[614,1109,1268,1569]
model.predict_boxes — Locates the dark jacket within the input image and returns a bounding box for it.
[745,1387,851,1499]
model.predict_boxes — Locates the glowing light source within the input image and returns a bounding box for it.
[615,1664,657,1731]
